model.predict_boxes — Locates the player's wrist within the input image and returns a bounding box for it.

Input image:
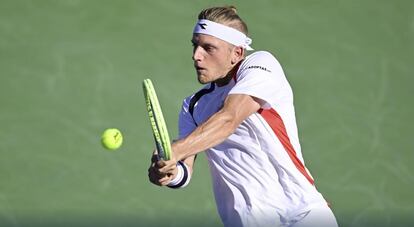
[172,140,189,161]
[167,162,184,186]
[167,161,191,189]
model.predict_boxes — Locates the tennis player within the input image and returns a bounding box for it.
[148,5,338,227]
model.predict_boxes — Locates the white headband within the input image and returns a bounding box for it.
[193,19,253,50]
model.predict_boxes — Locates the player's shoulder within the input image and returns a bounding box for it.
[239,51,282,74]
[248,50,276,59]
[245,51,278,63]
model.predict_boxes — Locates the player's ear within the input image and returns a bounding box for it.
[231,46,244,65]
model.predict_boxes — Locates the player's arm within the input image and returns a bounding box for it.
[172,93,261,161]
[155,94,260,186]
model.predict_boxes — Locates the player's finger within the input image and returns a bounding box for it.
[156,160,166,168]
[148,170,162,186]
[152,161,164,175]
[150,166,167,177]
[148,167,169,186]
[158,176,172,186]
[159,160,177,174]
[157,162,175,173]
[148,164,165,177]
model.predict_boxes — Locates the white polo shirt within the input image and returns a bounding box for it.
[178,51,327,226]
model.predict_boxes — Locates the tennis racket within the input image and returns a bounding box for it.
[143,79,172,161]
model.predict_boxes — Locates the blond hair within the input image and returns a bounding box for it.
[198,6,249,35]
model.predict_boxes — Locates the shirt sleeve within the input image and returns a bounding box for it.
[228,51,290,109]
[178,97,197,140]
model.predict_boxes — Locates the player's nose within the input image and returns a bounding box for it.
[192,46,203,61]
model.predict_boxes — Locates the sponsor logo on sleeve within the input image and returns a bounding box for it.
[246,65,271,73]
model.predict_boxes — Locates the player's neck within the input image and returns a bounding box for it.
[215,74,233,87]
[215,60,243,87]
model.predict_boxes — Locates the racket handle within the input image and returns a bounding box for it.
[155,140,165,160]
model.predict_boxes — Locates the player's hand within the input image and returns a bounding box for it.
[157,158,178,176]
[147,150,178,186]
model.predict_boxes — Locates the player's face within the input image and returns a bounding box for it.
[191,34,236,85]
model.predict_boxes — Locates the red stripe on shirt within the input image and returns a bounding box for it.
[258,108,315,185]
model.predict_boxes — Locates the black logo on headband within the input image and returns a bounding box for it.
[198,23,207,29]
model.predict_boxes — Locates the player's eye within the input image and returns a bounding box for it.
[204,45,215,53]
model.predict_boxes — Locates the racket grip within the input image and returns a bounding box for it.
[155,140,165,160]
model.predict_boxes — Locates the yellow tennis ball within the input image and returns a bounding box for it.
[101,128,123,150]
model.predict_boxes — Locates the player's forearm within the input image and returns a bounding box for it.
[173,109,237,161]
[173,94,261,161]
